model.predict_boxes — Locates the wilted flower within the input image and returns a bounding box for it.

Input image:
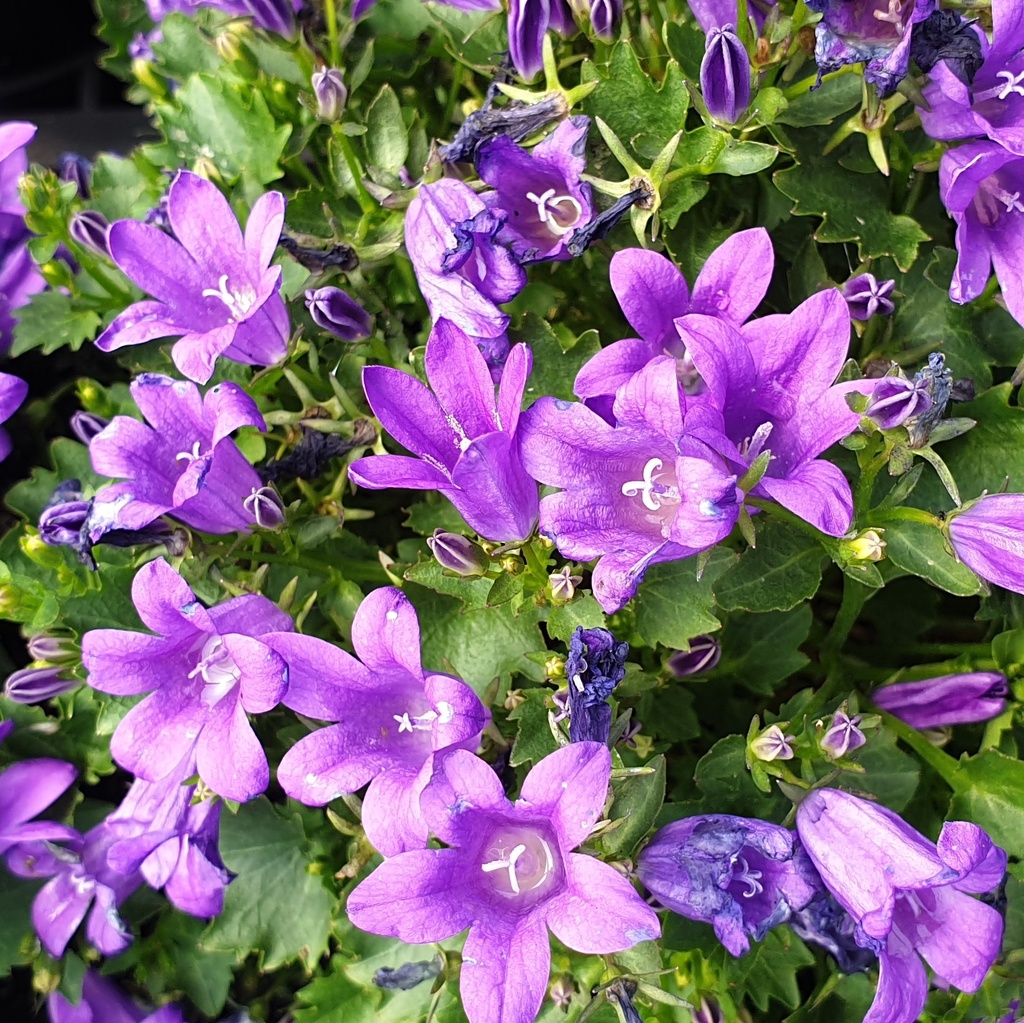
[840,272,896,320]
[0,372,27,462]
[312,67,347,121]
[790,891,877,972]
[69,209,112,259]
[909,9,984,87]
[564,626,628,743]
[347,743,660,1023]
[305,286,372,340]
[701,26,751,124]
[749,724,796,761]
[873,672,1009,729]
[666,636,721,677]
[427,530,491,577]
[373,958,442,991]
[947,493,1024,594]
[636,814,820,955]
[819,709,866,759]
[48,969,186,1023]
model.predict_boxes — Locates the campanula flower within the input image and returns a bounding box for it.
[701,26,751,124]
[873,672,1009,729]
[797,788,1005,1023]
[840,272,896,320]
[4,665,77,704]
[269,587,488,856]
[0,372,27,461]
[749,723,796,761]
[909,9,984,87]
[145,0,302,35]
[312,67,347,121]
[687,0,775,33]
[349,319,538,542]
[564,626,628,743]
[427,530,491,577]
[439,93,568,165]
[48,970,186,1023]
[820,709,866,759]
[667,636,721,676]
[939,140,1024,329]
[347,743,660,1023]
[476,117,593,262]
[305,285,372,340]
[58,152,92,198]
[636,815,820,956]
[947,493,1024,594]
[864,374,932,430]
[589,0,621,39]
[404,178,526,342]
[508,0,576,79]
[790,891,877,972]
[95,170,289,383]
[69,209,112,260]
[81,558,294,802]
[89,373,266,536]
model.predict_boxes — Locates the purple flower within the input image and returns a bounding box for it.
[687,0,775,33]
[404,178,526,342]
[58,153,92,198]
[0,737,77,858]
[790,891,877,973]
[305,285,372,341]
[589,0,621,38]
[48,970,186,1023]
[573,229,774,408]
[749,723,796,761]
[508,0,576,79]
[909,9,984,88]
[520,357,742,612]
[666,636,721,676]
[940,141,1024,329]
[0,371,27,462]
[873,672,1009,730]
[948,493,1024,594]
[347,743,660,1023]
[797,788,1005,1023]
[805,0,935,96]
[81,558,293,802]
[70,411,109,445]
[89,373,266,536]
[636,815,820,956]
[476,117,593,263]
[69,210,112,260]
[820,709,866,759]
[145,0,302,34]
[95,170,289,383]
[427,530,491,577]
[920,0,1024,157]
[840,272,896,320]
[701,26,751,124]
[564,626,628,743]
[270,587,488,855]
[864,374,932,430]
[349,319,538,542]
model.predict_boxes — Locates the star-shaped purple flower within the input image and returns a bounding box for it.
[269,586,489,856]
[81,558,294,802]
[947,492,1024,593]
[95,170,289,383]
[347,742,660,1023]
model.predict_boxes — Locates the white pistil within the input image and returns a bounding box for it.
[176,440,204,462]
[481,843,527,894]
[393,713,414,734]
[393,710,439,734]
[621,457,666,511]
[202,273,258,322]
[998,188,1024,214]
[872,0,903,25]
[525,188,584,236]
[997,69,1024,100]
[733,855,764,898]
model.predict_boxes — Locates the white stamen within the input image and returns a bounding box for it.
[621,457,666,511]
[997,69,1024,100]
[734,855,764,898]
[480,844,526,895]
[393,713,414,734]
[201,273,258,322]
[175,440,204,462]
[571,672,585,693]
[872,0,903,25]
[525,188,584,236]
[998,188,1024,214]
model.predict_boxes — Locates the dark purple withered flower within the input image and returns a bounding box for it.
[81,558,294,802]
[840,272,896,320]
[701,26,751,124]
[269,586,489,856]
[564,626,629,744]
[260,423,371,482]
[48,969,186,1023]
[790,891,877,972]
[873,672,1009,729]
[909,9,984,87]
[95,170,289,383]
[0,372,27,462]
[305,285,372,340]
[797,788,1005,1023]
[948,493,1024,594]
[636,814,821,956]
[439,93,567,164]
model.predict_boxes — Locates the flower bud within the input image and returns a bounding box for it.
[372,958,440,991]
[873,672,1008,730]
[692,999,725,1023]
[39,499,90,548]
[427,530,490,577]
[69,210,111,260]
[305,287,372,341]
[839,528,887,564]
[548,564,582,603]
[243,486,287,530]
[58,153,92,198]
[26,634,77,664]
[666,635,721,677]
[589,0,622,40]
[840,272,896,320]
[864,376,931,430]
[700,26,751,125]
[312,68,348,122]
[819,708,866,759]
[69,411,110,446]
[4,665,77,704]
[749,723,795,761]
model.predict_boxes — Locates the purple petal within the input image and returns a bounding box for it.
[85,884,133,955]
[419,747,509,847]
[348,453,454,491]
[244,189,286,275]
[361,764,430,856]
[207,592,294,638]
[33,872,92,957]
[351,587,424,677]
[265,631,373,720]
[203,381,266,444]
[426,319,500,440]
[755,460,853,537]
[197,694,269,802]
[497,343,532,436]
[868,943,929,1023]
[424,673,490,752]
[507,0,547,79]
[609,248,690,348]
[573,338,657,402]
[689,228,774,325]
[611,357,684,440]
[110,690,205,783]
[162,836,231,917]
[170,323,239,384]
[94,300,185,352]
[675,314,756,413]
[220,634,287,713]
[82,630,189,696]
[130,558,213,637]
[937,820,1008,893]
[167,171,245,275]
[0,759,76,838]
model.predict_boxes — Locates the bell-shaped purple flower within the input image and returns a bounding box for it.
[797,788,1005,1023]
[636,814,821,956]
[841,272,896,320]
[95,170,289,383]
[268,587,489,856]
[48,970,186,1023]
[873,672,1009,729]
[939,140,1024,329]
[305,285,372,340]
[687,0,776,33]
[349,319,539,542]
[947,493,1024,594]
[81,558,294,802]
[348,743,660,1023]
[0,371,27,462]
[89,373,266,536]
[701,26,751,124]
[564,626,628,743]
[476,117,593,263]
[69,209,112,260]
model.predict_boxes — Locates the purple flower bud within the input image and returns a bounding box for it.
[242,486,287,529]
[948,494,1024,595]
[312,67,347,122]
[589,0,621,40]
[873,672,1009,730]
[820,709,866,759]
[26,634,78,663]
[69,410,110,446]
[548,564,582,602]
[864,375,932,429]
[39,499,91,547]
[58,153,92,198]
[4,665,77,704]
[692,998,725,1023]
[427,530,491,577]
[305,286,372,341]
[840,273,896,320]
[700,26,751,125]
[749,724,795,761]
[69,210,112,260]
[666,635,721,677]
[565,626,628,744]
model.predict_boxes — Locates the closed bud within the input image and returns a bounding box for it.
[26,634,77,664]
[427,530,490,577]
[692,999,725,1023]
[58,153,92,198]
[4,665,77,704]
[69,210,111,260]
[667,635,721,677]
[313,68,348,122]
[242,486,287,530]
[840,528,887,564]
[305,286,372,341]
[700,26,752,125]
[749,723,796,761]
[864,376,931,430]
[192,156,222,183]
[840,272,896,320]
[38,499,90,548]
[69,411,110,446]
[548,564,582,603]
[819,708,867,759]
[589,0,622,40]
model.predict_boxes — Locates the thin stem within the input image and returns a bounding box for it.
[744,497,835,548]
[324,0,341,67]
[332,127,377,216]
[874,709,959,786]
[873,505,944,528]
[805,579,874,716]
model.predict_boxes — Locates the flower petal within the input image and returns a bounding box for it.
[361,764,431,857]
[197,694,269,802]
[351,586,424,677]
[610,248,690,348]
[419,747,509,846]
[426,319,500,440]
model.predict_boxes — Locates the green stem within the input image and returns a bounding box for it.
[324,0,341,67]
[874,709,959,786]
[873,505,944,528]
[521,540,549,585]
[332,127,377,216]
[805,579,874,716]
[782,64,857,100]
[855,452,888,523]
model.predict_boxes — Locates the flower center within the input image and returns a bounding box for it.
[189,635,241,706]
[730,854,764,898]
[392,701,454,735]
[621,457,680,512]
[202,274,258,322]
[871,0,904,27]
[996,69,1024,100]
[480,826,559,899]
[973,174,1024,226]
[175,440,205,463]
[525,188,584,237]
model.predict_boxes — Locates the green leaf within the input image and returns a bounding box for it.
[659,176,710,228]
[152,914,235,1018]
[545,595,606,643]
[949,750,1024,858]
[775,73,862,127]
[10,289,102,358]
[150,12,223,78]
[0,869,37,977]
[91,153,167,222]
[715,521,825,612]
[883,518,983,597]
[403,559,494,612]
[726,928,816,1011]
[599,754,666,857]
[508,687,561,766]
[634,548,736,650]
[518,315,601,406]
[833,729,920,812]
[5,437,102,521]
[715,606,812,695]
[202,798,332,969]
[365,85,409,175]
[60,566,145,636]
[710,138,778,177]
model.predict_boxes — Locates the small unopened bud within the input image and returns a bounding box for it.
[69,411,110,446]
[840,528,887,564]
[666,635,721,677]
[58,153,92,198]
[700,26,751,124]
[692,998,725,1023]
[840,273,896,321]
[313,67,348,122]
[819,708,867,759]
[545,654,566,680]
[864,377,931,430]
[549,975,575,1012]
[26,634,77,664]
[4,665,77,704]
[427,530,490,577]
[69,210,111,259]
[192,156,222,183]
[589,0,622,40]
[548,564,582,603]
[749,723,796,761]
[214,22,246,62]
[305,287,372,341]
[243,486,287,530]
